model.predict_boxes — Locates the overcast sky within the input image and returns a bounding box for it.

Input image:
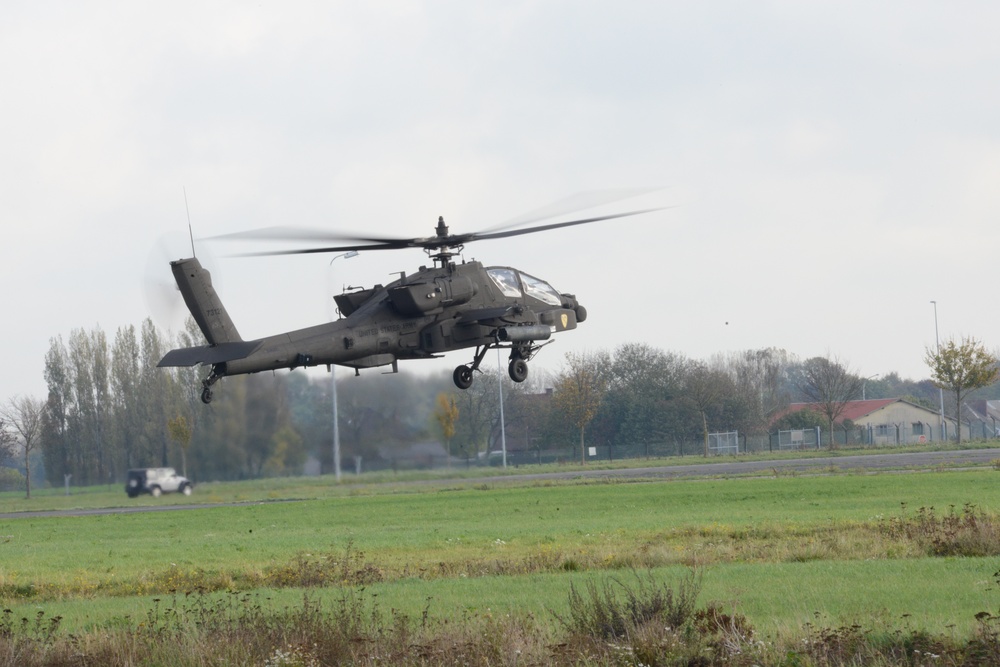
[3,1,999,402]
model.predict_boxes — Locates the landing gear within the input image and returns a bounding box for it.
[200,368,222,404]
[452,344,492,389]
[452,343,539,389]
[453,365,474,390]
[508,357,528,383]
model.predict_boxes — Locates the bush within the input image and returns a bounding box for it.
[0,467,25,492]
[555,569,703,640]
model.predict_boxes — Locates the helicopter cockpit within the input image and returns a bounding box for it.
[487,267,562,306]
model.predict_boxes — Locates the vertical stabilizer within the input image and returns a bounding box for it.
[171,258,242,344]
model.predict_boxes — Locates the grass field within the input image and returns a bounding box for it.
[3,465,1000,636]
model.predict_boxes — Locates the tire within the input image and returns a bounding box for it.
[150,486,162,498]
[182,484,193,496]
[508,358,529,383]
[453,365,474,390]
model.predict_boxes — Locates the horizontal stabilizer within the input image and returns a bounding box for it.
[158,340,262,368]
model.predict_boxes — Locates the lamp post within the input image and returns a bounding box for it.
[931,300,945,440]
[497,347,508,469]
[862,374,880,401]
[330,251,359,482]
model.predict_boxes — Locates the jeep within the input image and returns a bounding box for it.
[125,468,192,498]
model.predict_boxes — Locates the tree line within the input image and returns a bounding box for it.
[1,320,998,492]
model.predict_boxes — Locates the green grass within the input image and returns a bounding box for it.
[3,440,996,513]
[3,467,1000,644]
[6,558,995,637]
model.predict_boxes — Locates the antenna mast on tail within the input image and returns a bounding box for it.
[183,187,196,258]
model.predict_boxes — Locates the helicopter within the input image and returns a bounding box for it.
[158,204,660,404]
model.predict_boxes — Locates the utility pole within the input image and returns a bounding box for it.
[330,251,359,481]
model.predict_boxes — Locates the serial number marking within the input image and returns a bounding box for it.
[358,323,416,338]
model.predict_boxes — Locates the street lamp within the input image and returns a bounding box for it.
[497,347,508,469]
[330,251,359,482]
[931,300,945,440]
[862,374,880,401]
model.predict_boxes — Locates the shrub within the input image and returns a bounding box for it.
[554,569,702,640]
[882,503,1000,557]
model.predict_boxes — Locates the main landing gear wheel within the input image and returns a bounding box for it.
[453,365,474,389]
[508,358,529,383]
[201,387,213,404]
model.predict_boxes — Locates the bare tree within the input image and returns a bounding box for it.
[1,396,45,498]
[797,355,864,449]
[684,362,733,457]
[925,336,999,443]
[725,348,792,437]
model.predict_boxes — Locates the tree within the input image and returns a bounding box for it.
[724,348,792,437]
[433,392,459,466]
[40,336,71,487]
[0,418,16,466]
[552,350,611,464]
[684,362,733,457]
[111,325,143,470]
[1,396,44,498]
[604,343,685,451]
[925,336,999,443]
[797,355,864,449]
[167,415,193,478]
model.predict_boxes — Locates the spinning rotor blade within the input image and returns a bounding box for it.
[211,226,413,246]
[480,187,664,233]
[234,240,410,257]
[471,207,666,242]
[210,189,669,257]
[229,207,666,257]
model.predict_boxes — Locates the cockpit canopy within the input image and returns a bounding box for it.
[487,267,562,306]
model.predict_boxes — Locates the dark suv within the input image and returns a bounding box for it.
[125,468,193,498]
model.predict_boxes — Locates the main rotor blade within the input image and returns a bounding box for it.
[470,207,668,242]
[482,187,665,233]
[210,226,414,246]
[233,241,406,257]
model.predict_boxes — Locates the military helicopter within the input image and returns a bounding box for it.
[158,203,660,404]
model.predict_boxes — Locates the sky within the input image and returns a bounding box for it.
[3,1,999,402]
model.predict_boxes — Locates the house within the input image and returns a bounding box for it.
[776,398,962,444]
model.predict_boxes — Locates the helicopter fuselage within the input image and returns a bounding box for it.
[158,257,586,401]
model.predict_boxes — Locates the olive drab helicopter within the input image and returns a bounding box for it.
[158,201,661,404]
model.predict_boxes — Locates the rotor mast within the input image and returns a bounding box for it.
[429,216,462,268]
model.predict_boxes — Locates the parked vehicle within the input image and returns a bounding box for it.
[125,468,192,498]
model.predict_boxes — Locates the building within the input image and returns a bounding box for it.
[777,398,963,444]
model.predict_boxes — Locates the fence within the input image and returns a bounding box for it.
[709,431,739,455]
[365,418,1000,471]
[775,428,821,451]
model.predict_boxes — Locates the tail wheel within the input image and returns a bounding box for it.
[509,359,529,383]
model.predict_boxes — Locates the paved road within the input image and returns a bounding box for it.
[2,448,997,520]
[485,447,1000,483]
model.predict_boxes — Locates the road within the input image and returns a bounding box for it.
[2,448,997,520]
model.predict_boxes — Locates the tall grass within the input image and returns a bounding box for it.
[3,571,1000,666]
